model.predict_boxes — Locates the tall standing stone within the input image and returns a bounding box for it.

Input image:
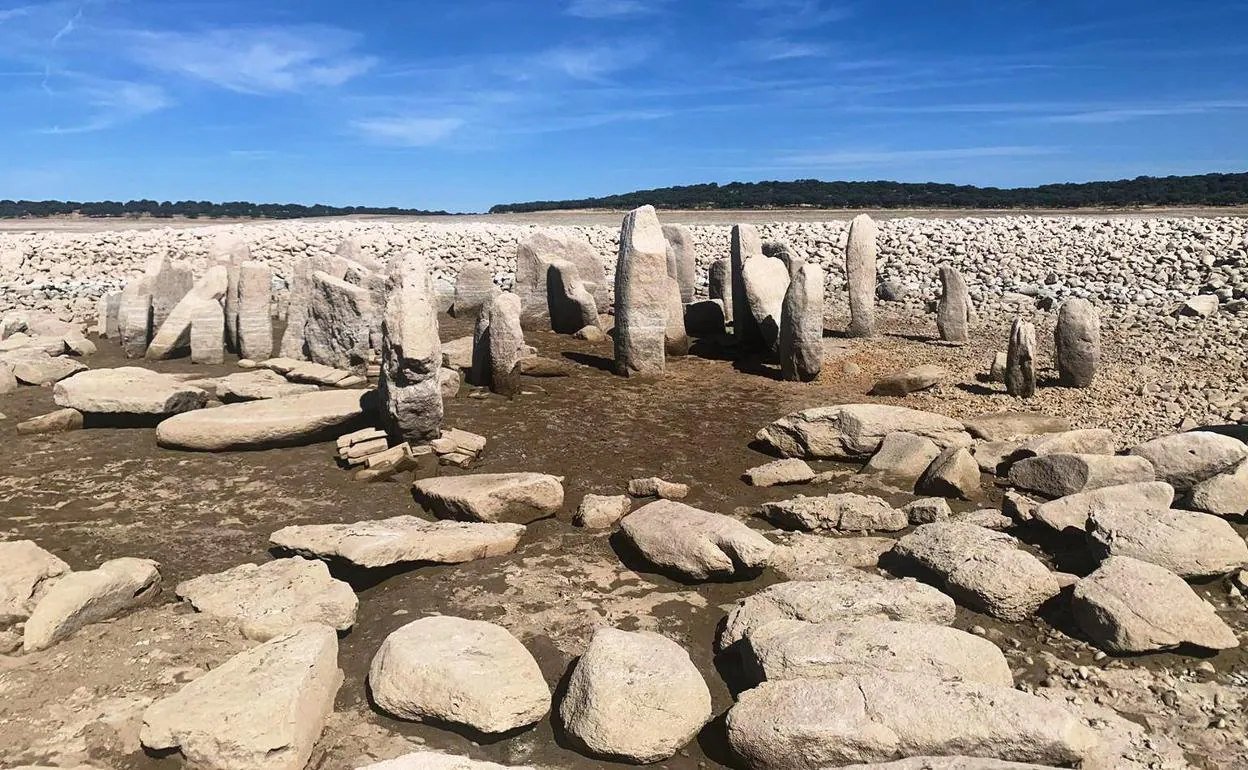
[936,266,972,343]
[279,255,349,360]
[147,266,230,360]
[471,293,526,397]
[742,253,790,352]
[665,278,689,357]
[614,206,669,378]
[709,258,733,323]
[236,262,274,361]
[515,230,608,330]
[216,238,250,352]
[97,291,122,338]
[846,214,878,338]
[189,300,225,365]
[1055,299,1100,388]
[304,271,374,372]
[117,276,153,358]
[731,225,764,346]
[450,263,500,320]
[662,224,697,304]
[149,257,195,334]
[548,261,599,335]
[1006,318,1037,398]
[779,261,825,382]
[380,252,444,443]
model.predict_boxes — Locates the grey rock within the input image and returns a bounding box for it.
[757,404,972,460]
[304,270,373,372]
[779,260,824,382]
[741,251,790,352]
[664,276,689,356]
[613,207,669,377]
[24,557,160,651]
[514,230,607,330]
[471,292,525,397]
[0,540,70,626]
[1129,430,1248,492]
[962,412,1072,441]
[1032,481,1176,533]
[156,389,372,451]
[902,497,953,525]
[936,266,972,343]
[620,499,774,580]
[380,252,444,443]
[662,224,697,304]
[684,299,726,337]
[1087,506,1248,578]
[1005,318,1037,398]
[117,273,154,358]
[236,261,275,361]
[413,472,564,524]
[709,257,733,323]
[763,493,907,533]
[1055,299,1100,387]
[574,494,631,529]
[846,214,878,337]
[861,432,942,485]
[731,225,764,346]
[1009,453,1156,498]
[450,263,500,320]
[915,447,981,499]
[547,260,599,335]
[744,458,816,487]
[1188,459,1248,516]
[870,365,948,396]
[216,370,319,401]
[9,353,87,385]
[16,408,84,435]
[54,367,209,415]
[146,265,229,360]
[189,299,225,365]
[149,256,195,333]
[1017,428,1117,458]
[767,534,896,577]
[272,516,525,568]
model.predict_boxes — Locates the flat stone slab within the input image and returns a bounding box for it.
[757,404,972,460]
[620,500,774,580]
[1008,453,1155,498]
[412,473,564,524]
[767,533,897,578]
[53,367,209,415]
[962,412,1073,441]
[140,624,342,770]
[24,557,161,651]
[9,353,87,386]
[0,540,70,626]
[1033,481,1175,532]
[176,558,358,641]
[762,493,907,533]
[1087,506,1248,578]
[156,389,372,451]
[270,516,526,568]
[216,370,320,401]
[838,761,1068,770]
[357,753,535,770]
[744,458,816,487]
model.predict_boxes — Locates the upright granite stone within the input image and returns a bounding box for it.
[614,206,669,378]
[450,262,500,320]
[936,266,972,343]
[514,230,607,330]
[147,265,229,360]
[548,260,598,334]
[731,225,764,345]
[665,277,689,356]
[149,256,195,334]
[215,238,250,352]
[380,252,444,443]
[742,251,791,352]
[709,257,733,323]
[305,271,373,373]
[236,261,274,361]
[471,293,526,396]
[1005,318,1037,398]
[779,260,825,382]
[846,214,879,338]
[118,274,154,358]
[189,299,225,365]
[279,254,349,360]
[1055,299,1100,388]
[662,224,697,304]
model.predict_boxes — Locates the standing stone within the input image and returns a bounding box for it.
[709,258,733,323]
[118,275,154,358]
[779,260,825,382]
[1055,299,1100,388]
[665,277,689,357]
[846,214,879,338]
[380,252,444,444]
[614,206,668,378]
[470,293,526,397]
[514,230,607,330]
[742,253,790,352]
[548,260,598,334]
[237,261,274,362]
[731,225,764,346]
[217,239,250,353]
[936,266,972,343]
[305,271,373,372]
[189,300,225,365]
[149,257,195,334]
[147,266,229,360]
[1006,318,1037,398]
[279,255,349,360]
[102,291,122,339]
[662,224,697,304]
[450,263,500,320]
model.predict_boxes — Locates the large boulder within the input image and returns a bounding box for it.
[1004,318,1037,398]
[413,473,564,524]
[1032,481,1175,533]
[146,265,229,360]
[719,575,957,651]
[614,206,669,377]
[725,674,1095,770]
[156,389,372,451]
[870,365,948,397]
[620,499,774,580]
[450,262,500,320]
[23,557,161,651]
[767,534,897,577]
[860,432,942,486]
[741,251,790,351]
[757,404,971,460]
[118,272,154,358]
[547,260,599,334]
[915,447,980,499]
[141,624,342,770]
[379,252,444,443]
[936,266,972,343]
[762,493,907,533]
[149,256,195,333]
[0,540,70,626]
[514,229,607,329]
[740,618,1012,687]
[1087,507,1248,578]
[470,293,526,397]
[559,628,712,762]
[778,260,824,381]
[304,270,374,372]
[270,516,525,568]
[1016,428,1116,458]
[279,253,350,359]
[890,523,1060,621]
[175,558,358,641]
[1188,459,1248,516]
[1071,556,1238,653]
[1008,453,1155,498]
[368,616,551,733]
[1129,431,1248,492]
[54,367,209,415]
[7,352,86,385]
[1054,299,1100,388]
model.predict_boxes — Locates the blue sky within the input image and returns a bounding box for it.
[0,0,1245,212]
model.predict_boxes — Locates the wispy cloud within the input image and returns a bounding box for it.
[351,116,466,147]
[565,0,659,19]
[534,41,652,81]
[1039,101,1248,124]
[126,25,376,94]
[737,0,853,31]
[741,38,830,61]
[846,98,1248,125]
[780,145,1062,166]
[40,76,171,134]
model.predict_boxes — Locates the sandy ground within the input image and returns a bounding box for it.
[1,309,1245,769]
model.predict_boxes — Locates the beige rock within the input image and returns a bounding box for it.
[156,389,372,451]
[24,557,160,651]
[758,404,971,460]
[413,472,564,524]
[1188,459,1248,516]
[1008,453,1156,498]
[146,265,228,360]
[189,299,225,365]
[613,206,669,377]
[744,458,816,487]
[845,214,878,337]
[574,494,631,529]
[9,353,87,385]
[915,446,981,499]
[0,540,70,626]
[767,534,896,577]
[1032,481,1176,533]
[870,365,948,396]
[621,499,774,580]
[762,493,907,533]
[627,476,690,499]
[962,412,1072,441]
[861,432,942,484]
[270,516,525,568]
[1087,506,1248,578]
[514,230,607,329]
[379,252,444,442]
[215,370,319,401]
[1129,430,1248,492]
[305,270,374,372]
[16,408,84,435]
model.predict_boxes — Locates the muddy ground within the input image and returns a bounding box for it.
[1,312,1246,769]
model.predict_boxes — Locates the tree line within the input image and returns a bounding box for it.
[489,173,1248,213]
[0,199,449,219]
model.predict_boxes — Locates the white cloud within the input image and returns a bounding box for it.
[352,116,465,146]
[535,41,651,81]
[565,0,657,19]
[781,146,1062,166]
[741,38,830,61]
[41,77,171,134]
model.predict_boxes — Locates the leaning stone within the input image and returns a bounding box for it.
[1188,459,1248,516]
[684,299,726,337]
[279,254,350,360]
[140,624,342,770]
[718,575,956,651]
[379,252,444,443]
[450,263,500,320]
[146,265,229,360]
[574,494,632,529]
[731,225,765,346]
[709,257,733,323]
[189,299,225,365]
[547,260,599,335]
[620,500,774,580]
[1032,481,1176,533]
[845,214,878,338]
[725,674,1096,770]
[1008,453,1156,498]
[962,412,1072,441]
[24,557,160,651]
[514,230,607,330]
[1055,299,1100,387]
[369,616,550,733]
[16,408,84,435]
[236,261,274,361]
[891,523,1060,621]
[0,540,70,626]
[54,367,209,415]
[304,271,373,372]
[779,261,824,381]
[1005,318,1037,398]
[176,558,357,641]
[936,266,972,343]
[870,365,948,396]
[741,618,1013,687]
[861,432,942,485]
[413,472,564,524]
[149,256,195,333]
[272,516,524,568]
[614,206,669,377]
[662,224,697,304]
[758,404,972,460]
[1087,507,1248,578]
[1072,556,1239,653]
[1129,431,1248,492]
[988,351,1008,383]
[767,534,897,577]
[903,497,953,525]
[156,389,371,451]
[741,251,790,352]
[915,447,980,499]
[627,477,689,499]
[560,627,711,763]
[744,458,815,487]
[763,493,907,533]
[9,353,86,385]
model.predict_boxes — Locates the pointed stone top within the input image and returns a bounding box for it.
[620,205,667,258]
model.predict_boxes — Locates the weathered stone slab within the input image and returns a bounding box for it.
[450,262,500,320]
[758,404,971,460]
[1008,453,1155,498]
[548,260,599,335]
[763,493,907,533]
[413,472,564,524]
[731,225,764,346]
[742,252,790,351]
[215,370,319,401]
[1087,506,1248,578]
[662,224,697,304]
[16,408,83,435]
[962,412,1072,441]
[189,299,225,365]
[237,261,274,361]
[54,367,209,415]
[620,499,774,580]
[271,516,525,568]
[515,230,607,329]
[779,261,824,381]
[936,266,972,343]
[846,214,878,337]
[1055,299,1100,387]
[1130,431,1248,492]
[146,265,228,360]
[305,270,373,372]
[24,558,160,651]
[0,540,70,626]
[156,389,371,451]
[709,257,733,323]
[614,206,668,377]
[767,534,897,577]
[1005,318,1037,398]
[1032,481,1175,533]
[870,365,948,396]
